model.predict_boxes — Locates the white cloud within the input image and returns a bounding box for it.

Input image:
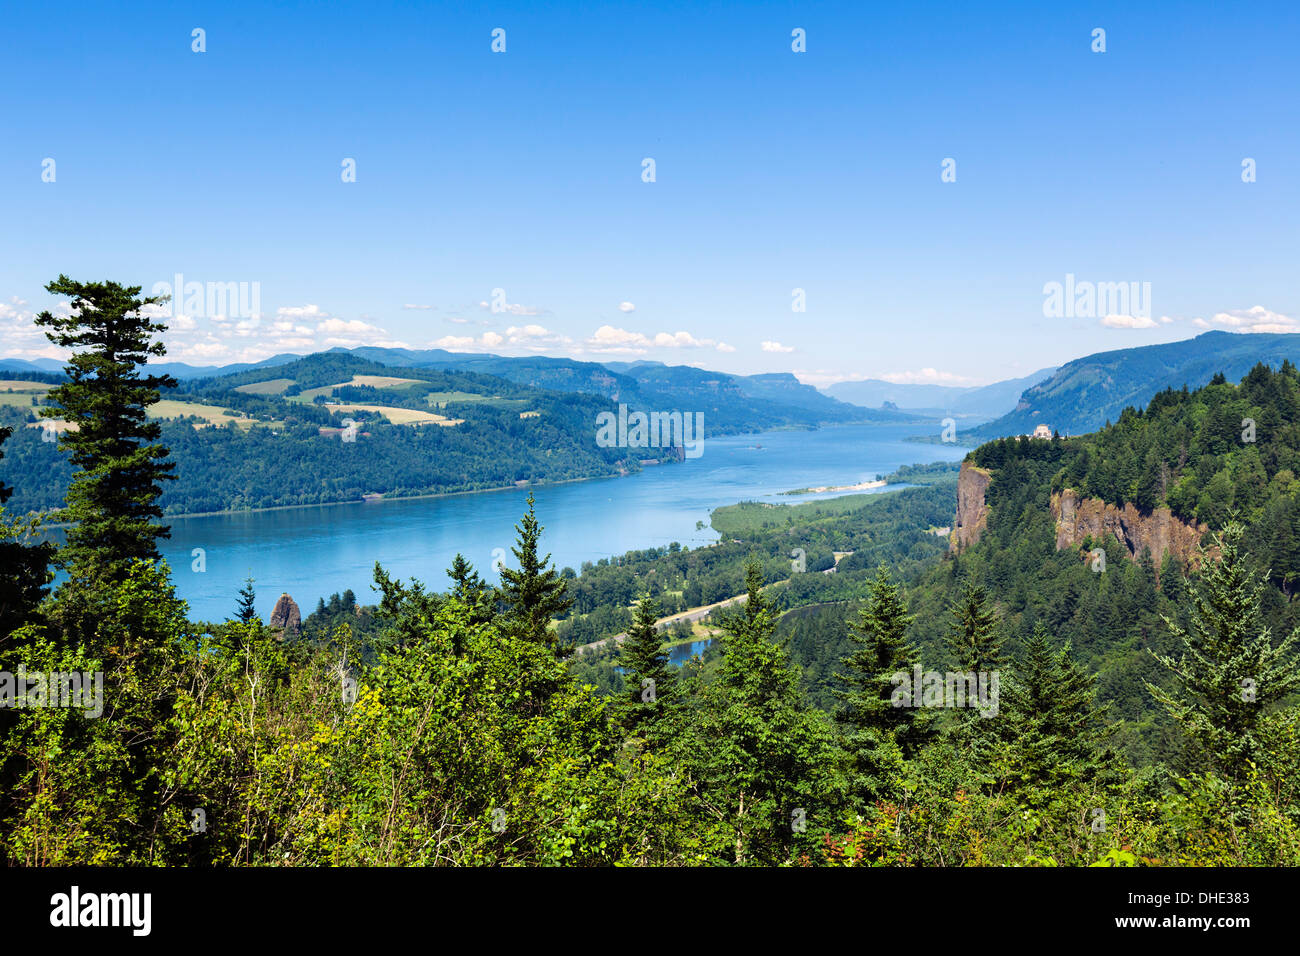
[618,301,636,313]
[1101,314,1158,329]
[585,325,729,355]
[761,340,794,353]
[277,304,329,320]
[432,335,476,349]
[1206,306,1298,333]
[879,367,984,386]
[317,317,385,336]
[403,304,433,310]
[1158,306,1295,335]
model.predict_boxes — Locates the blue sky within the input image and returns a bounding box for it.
[2,0,1298,386]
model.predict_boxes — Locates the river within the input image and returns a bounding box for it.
[154,422,963,621]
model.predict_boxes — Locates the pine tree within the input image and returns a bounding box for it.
[1001,622,1114,794]
[682,561,841,865]
[834,565,928,794]
[946,580,1006,674]
[33,276,176,590]
[498,493,574,655]
[1147,522,1300,781]
[448,553,481,596]
[447,553,494,627]
[619,594,676,741]
[236,575,257,624]
[944,580,1006,758]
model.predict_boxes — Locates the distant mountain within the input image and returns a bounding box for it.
[824,367,1057,420]
[4,345,920,428]
[971,331,1300,439]
[2,353,309,380]
[176,346,911,430]
[0,357,65,374]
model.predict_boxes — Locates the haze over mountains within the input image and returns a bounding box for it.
[5,331,1300,442]
[823,368,1058,420]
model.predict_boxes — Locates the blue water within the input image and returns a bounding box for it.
[666,639,714,667]
[153,423,962,621]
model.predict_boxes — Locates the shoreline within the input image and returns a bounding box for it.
[30,419,931,526]
[779,478,887,496]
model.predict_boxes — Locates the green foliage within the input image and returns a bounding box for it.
[1147,522,1300,781]
[498,493,574,655]
[33,276,176,590]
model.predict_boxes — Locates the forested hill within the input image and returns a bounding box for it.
[0,351,897,517]
[971,331,1300,439]
[896,361,1300,766]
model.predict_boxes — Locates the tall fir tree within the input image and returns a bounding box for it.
[681,561,842,864]
[834,565,929,795]
[34,276,176,591]
[1001,622,1114,795]
[447,552,494,627]
[944,580,1006,760]
[236,575,258,624]
[498,493,574,655]
[1147,522,1300,781]
[618,594,677,742]
[946,580,1006,674]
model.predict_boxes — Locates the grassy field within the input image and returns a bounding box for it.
[329,404,462,426]
[424,390,493,407]
[23,419,77,435]
[290,375,426,402]
[0,381,50,407]
[348,375,423,389]
[234,378,295,395]
[711,491,898,535]
[147,400,259,428]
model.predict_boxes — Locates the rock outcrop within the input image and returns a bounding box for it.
[1051,489,1209,570]
[269,593,302,640]
[950,460,992,551]
[948,459,1209,572]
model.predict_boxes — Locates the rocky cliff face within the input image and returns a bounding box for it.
[269,593,302,640]
[948,459,1208,570]
[1051,489,1209,569]
[950,460,992,551]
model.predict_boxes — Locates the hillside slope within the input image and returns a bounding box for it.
[972,331,1300,438]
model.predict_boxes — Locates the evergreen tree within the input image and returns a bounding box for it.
[33,276,176,590]
[1147,522,1300,781]
[446,553,494,629]
[618,594,676,742]
[834,565,928,794]
[944,580,1006,759]
[946,580,1006,674]
[681,562,842,864]
[236,575,257,624]
[1001,622,1114,794]
[498,493,574,655]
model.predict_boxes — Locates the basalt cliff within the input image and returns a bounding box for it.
[949,460,991,552]
[950,457,1208,568]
